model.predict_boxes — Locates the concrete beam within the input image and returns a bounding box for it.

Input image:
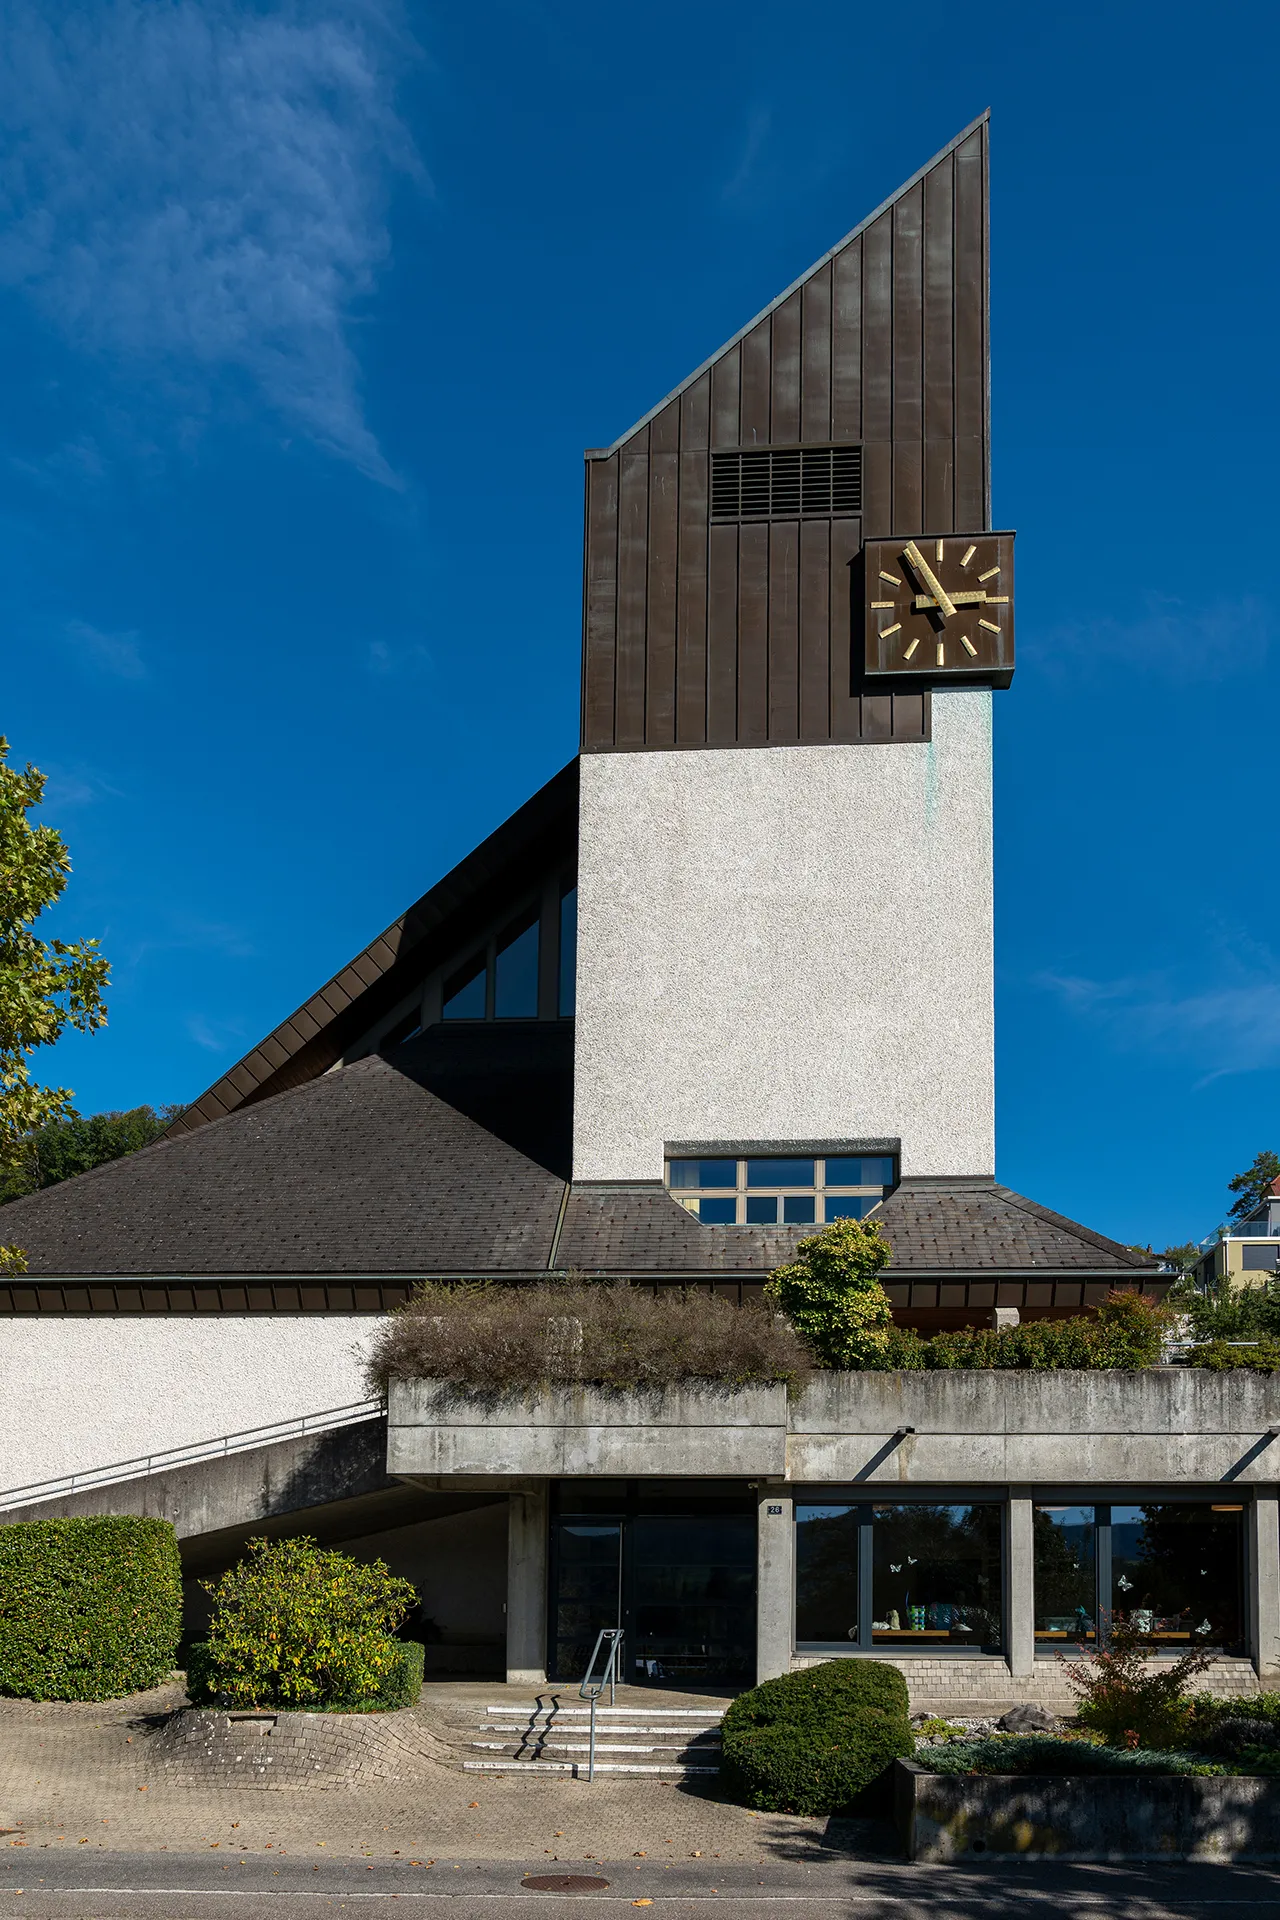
[506,1485,549,1686]
[1251,1492,1280,1685]
[756,1489,793,1683]
[1006,1495,1035,1677]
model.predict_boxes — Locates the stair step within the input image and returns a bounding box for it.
[463,1760,719,1775]
[471,1740,720,1755]
[482,1705,721,1718]
[477,1728,725,1743]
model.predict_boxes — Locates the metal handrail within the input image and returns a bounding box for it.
[0,1400,383,1512]
[578,1626,624,1782]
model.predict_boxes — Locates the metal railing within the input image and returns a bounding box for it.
[578,1626,624,1782]
[0,1400,383,1512]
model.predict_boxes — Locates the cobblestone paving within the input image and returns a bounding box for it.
[0,1684,824,1867]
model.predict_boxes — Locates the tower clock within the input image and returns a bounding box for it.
[864,531,1015,687]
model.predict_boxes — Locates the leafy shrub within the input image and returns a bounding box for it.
[1185,1338,1280,1374]
[366,1280,812,1397]
[1060,1619,1216,1749]
[871,1290,1169,1373]
[764,1219,893,1368]
[0,1516,181,1701]
[918,1736,1214,1776]
[186,1633,424,1712]
[197,1537,417,1710]
[720,1660,914,1813]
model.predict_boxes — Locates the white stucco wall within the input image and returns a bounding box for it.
[573,690,994,1183]
[0,1317,383,1493]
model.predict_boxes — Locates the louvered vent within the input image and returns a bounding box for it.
[710,445,862,522]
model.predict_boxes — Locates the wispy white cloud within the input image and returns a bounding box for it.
[1041,960,1280,1080]
[1031,592,1271,685]
[722,109,772,204]
[66,617,146,679]
[0,1,420,484]
[186,1010,249,1052]
[365,637,432,677]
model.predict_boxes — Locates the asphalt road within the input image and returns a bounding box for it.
[5,1851,1280,1918]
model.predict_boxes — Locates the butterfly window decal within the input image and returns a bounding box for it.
[890,1563,902,1573]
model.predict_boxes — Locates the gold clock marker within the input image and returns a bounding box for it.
[903,635,921,660]
[871,600,896,609]
[979,566,1000,582]
[880,622,902,639]
[960,545,976,568]
[879,571,899,586]
[979,618,1000,634]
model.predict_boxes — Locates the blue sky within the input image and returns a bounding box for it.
[2,0,1276,1251]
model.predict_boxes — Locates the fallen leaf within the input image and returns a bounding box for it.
[468,1802,479,1809]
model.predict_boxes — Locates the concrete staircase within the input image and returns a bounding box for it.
[453,1701,724,1778]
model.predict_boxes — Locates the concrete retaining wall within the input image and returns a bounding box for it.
[793,1655,1259,1714]
[896,1758,1280,1860]
[387,1370,1280,1486]
[388,1381,788,1478]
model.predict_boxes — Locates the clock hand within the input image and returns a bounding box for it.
[901,541,956,619]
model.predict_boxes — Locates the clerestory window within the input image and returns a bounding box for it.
[666,1153,895,1226]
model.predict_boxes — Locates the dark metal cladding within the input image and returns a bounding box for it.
[581,114,990,752]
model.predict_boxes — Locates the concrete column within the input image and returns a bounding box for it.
[1007,1494,1035,1678]
[506,1484,549,1686]
[1250,1492,1280,1686]
[757,1487,793,1684]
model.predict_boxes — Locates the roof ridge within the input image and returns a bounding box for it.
[593,111,990,457]
[990,1185,1156,1269]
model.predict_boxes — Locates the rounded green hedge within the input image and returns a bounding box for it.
[0,1516,182,1702]
[721,1660,914,1814]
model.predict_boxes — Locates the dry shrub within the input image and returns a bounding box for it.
[365,1280,812,1399]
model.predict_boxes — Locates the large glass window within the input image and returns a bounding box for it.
[1033,1501,1245,1653]
[1110,1504,1243,1649]
[552,1520,621,1681]
[1034,1506,1098,1646]
[558,885,577,1017]
[668,1153,896,1225]
[795,1500,1003,1653]
[494,912,539,1018]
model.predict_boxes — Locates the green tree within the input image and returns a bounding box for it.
[0,1104,182,1206]
[1227,1151,1280,1225]
[765,1217,894,1367]
[0,738,109,1272]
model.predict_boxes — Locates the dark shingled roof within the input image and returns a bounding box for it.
[556,1181,1152,1277]
[1,1059,1156,1285]
[870,1183,1151,1273]
[3,1056,565,1276]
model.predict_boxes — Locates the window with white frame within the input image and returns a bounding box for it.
[665,1153,895,1226]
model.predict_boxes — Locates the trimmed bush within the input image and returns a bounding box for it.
[196,1536,418,1710]
[0,1516,181,1701]
[186,1633,424,1712]
[721,1661,914,1814]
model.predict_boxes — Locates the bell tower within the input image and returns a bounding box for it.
[572,113,1008,1189]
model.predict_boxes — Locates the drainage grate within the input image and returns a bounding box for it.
[521,1873,611,1891]
[710,444,862,522]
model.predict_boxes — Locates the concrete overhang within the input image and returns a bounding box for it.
[387,1371,1280,1488]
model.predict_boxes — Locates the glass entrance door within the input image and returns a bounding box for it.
[552,1519,622,1680]
[550,1499,756,1685]
[629,1513,755,1685]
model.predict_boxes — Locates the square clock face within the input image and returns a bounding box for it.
[864,531,1015,686]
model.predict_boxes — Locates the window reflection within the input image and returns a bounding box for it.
[1034,1506,1097,1645]
[871,1505,1002,1650]
[1111,1505,1243,1650]
[495,914,539,1018]
[795,1505,860,1644]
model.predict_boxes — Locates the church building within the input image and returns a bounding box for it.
[6,116,1277,1711]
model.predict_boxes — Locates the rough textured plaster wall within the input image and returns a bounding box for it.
[0,1317,382,1490]
[573,691,994,1182]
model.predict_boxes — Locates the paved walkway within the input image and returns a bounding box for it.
[0,1683,823,1866]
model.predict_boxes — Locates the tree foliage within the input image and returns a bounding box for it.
[764,1217,894,1368]
[1227,1150,1280,1225]
[196,1536,418,1710]
[0,1104,181,1206]
[0,738,109,1270]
